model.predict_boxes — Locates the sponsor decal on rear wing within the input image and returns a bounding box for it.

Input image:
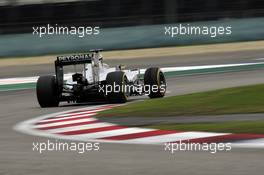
[56,54,92,66]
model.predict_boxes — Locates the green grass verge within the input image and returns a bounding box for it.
[98,84,264,117]
[146,121,264,134]
[0,82,36,91]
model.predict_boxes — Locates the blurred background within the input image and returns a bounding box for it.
[0,0,264,57]
[1,0,264,34]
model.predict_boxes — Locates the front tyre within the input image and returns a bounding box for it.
[144,67,166,98]
[36,75,60,107]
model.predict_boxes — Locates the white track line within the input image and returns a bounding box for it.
[124,132,229,144]
[3,62,264,86]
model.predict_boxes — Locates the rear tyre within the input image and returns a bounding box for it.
[106,71,128,103]
[144,67,166,98]
[36,75,60,107]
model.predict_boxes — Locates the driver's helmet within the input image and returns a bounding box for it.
[98,53,103,62]
[92,52,103,67]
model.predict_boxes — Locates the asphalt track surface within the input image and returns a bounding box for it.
[1,50,264,175]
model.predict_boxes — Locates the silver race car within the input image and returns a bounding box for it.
[36,49,166,107]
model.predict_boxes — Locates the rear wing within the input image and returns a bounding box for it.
[55,54,91,92]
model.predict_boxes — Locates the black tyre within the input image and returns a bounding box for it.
[36,75,60,107]
[144,67,166,98]
[106,71,128,103]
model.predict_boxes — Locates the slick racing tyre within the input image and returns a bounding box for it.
[106,71,128,103]
[144,67,166,98]
[36,75,60,107]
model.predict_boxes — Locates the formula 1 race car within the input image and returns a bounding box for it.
[36,49,166,107]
